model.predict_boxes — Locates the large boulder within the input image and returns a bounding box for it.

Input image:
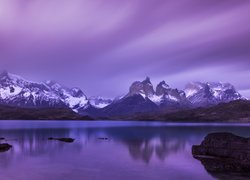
[192,132,250,173]
[0,143,12,152]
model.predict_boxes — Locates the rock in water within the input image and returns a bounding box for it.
[0,143,12,152]
[192,132,250,173]
[48,137,75,143]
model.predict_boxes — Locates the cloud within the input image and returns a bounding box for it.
[0,0,249,97]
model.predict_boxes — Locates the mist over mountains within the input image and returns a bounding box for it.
[0,71,246,119]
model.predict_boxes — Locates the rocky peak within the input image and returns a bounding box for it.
[128,77,155,98]
[142,76,151,84]
[156,81,170,96]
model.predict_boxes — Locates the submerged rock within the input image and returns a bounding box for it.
[192,132,250,173]
[0,143,12,152]
[98,137,109,140]
[48,137,75,143]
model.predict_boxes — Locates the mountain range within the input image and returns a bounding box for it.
[0,71,246,119]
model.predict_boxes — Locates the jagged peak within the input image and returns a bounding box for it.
[128,77,155,98]
[0,70,16,80]
[142,76,152,84]
[0,71,38,84]
[157,80,169,89]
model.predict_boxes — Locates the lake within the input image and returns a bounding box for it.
[0,120,250,180]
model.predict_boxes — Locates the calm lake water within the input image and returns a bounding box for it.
[1,121,250,180]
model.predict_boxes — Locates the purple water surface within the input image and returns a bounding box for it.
[1,121,250,180]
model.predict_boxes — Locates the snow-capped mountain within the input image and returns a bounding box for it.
[100,77,190,117]
[0,71,88,111]
[104,77,245,117]
[0,71,65,108]
[126,77,189,108]
[185,82,243,107]
[89,96,112,108]
[0,71,246,118]
[45,80,88,111]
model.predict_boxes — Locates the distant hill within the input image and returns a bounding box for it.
[0,100,249,122]
[0,106,92,120]
[131,100,250,122]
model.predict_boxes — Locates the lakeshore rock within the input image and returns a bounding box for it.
[98,137,109,140]
[192,132,250,173]
[0,143,12,152]
[48,137,75,143]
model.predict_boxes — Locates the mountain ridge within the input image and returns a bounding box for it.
[0,71,246,118]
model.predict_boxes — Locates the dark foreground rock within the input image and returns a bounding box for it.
[48,137,75,143]
[0,143,12,152]
[98,137,109,140]
[192,132,250,174]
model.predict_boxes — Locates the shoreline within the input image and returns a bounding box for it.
[1,119,250,126]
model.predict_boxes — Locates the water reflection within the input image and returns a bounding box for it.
[122,137,186,163]
[1,125,250,163]
[0,121,250,180]
[0,127,189,165]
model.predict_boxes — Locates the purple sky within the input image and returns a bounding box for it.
[0,0,250,98]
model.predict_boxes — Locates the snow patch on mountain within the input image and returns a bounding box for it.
[167,94,179,101]
[185,89,198,98]
[89,96,112,109]
[0,86,22,99]
[148,94,163,105]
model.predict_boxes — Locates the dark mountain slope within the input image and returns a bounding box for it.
[133,100,250,122]
[0,106,92,120]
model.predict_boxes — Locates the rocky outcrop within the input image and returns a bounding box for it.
[48,137,75,143]
[0,143,12,152]
[192,132,250,172]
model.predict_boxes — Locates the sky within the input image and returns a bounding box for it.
[0,0,250,98]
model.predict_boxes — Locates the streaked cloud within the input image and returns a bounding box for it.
[0,0,249,97]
